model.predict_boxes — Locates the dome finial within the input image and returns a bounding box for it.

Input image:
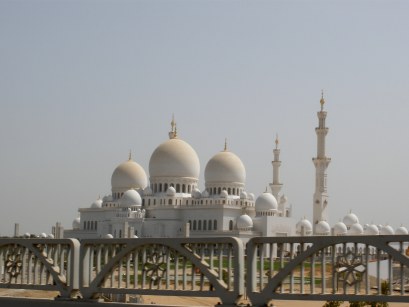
[224,138,227,151]
[128,149,132,160]
[320,90,325,111]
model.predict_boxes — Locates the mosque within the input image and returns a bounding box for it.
[63,95,408,241]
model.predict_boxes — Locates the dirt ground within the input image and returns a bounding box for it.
[0,289,408,306]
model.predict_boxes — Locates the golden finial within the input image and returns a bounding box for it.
[128,149,132,160]
[174,123,178,137]
[320,90,325,110]
[170,113,176,132]
[224,138,227,151]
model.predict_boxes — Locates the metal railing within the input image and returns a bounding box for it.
[1,236,409,306]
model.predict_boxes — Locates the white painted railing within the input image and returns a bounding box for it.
[246,235,409,306]
[79,237,244,305]
[0,239,80,298]
[2,236,409,306]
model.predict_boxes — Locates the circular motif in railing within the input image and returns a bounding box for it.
[143,248,168,288]
[335,250,366,286]
[5,248,23,278]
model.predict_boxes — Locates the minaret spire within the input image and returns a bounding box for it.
[312,92,331,234]
[128,149,132,161]
[224,138,227,151]
[270,133,283,200]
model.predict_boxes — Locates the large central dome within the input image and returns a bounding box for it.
[149,138,200,179]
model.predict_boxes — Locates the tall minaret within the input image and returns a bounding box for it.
[312,92,331,234]
[270,134,283,200]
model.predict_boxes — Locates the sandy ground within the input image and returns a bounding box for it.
[0,289,408,306]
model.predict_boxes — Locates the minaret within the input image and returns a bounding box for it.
[312,92,331,234]
[270,134,283,200]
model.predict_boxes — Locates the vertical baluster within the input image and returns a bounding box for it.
[218,244,223,288]
[166,247,170,289]
[322,246,326,294]
[260,244,264,291]
[126,253,131,288]
[301,243,305,294]
[290,243,294,293]
[210,244,214,270]
[365,244,370,295]
[96,246,101,275]
[388,248,393,297]
[311,247,315,294]
[110,245,116,288]
[332,244,337,295]
[400,242,404,296]
[174,251,179,290]
[89,244,94,287]
[182,256,187,290]
[118,256,123,289]
[227,244,232,291]
[269,243,274,282]
[280,243,284,294]
[377,248,381,295]
[134,250,138,289]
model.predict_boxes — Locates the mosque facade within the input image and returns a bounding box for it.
[64,95,408,241]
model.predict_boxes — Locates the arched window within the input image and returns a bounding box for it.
[87,221,90,230]
[229,220,233,231]
[213,220,217,230]
[188,185,191,193]
[95,222,98,230]
[208,220,212,230]
[218,187,221,194]
[153,199,156,205]
[164,183,168,191]
[228,188,231,194]
[176,184,180,192]
[119,230,122,238]
[193,220,197,230]
[188,220,192,230]
[83,221,86,229]
[182,184,186,193]
[168,199,172,205]
[114,230,117,237]
[203,220,207,230]
[159,183,162,192]
[198,220,202,230]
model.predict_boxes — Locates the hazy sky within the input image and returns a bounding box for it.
[1,0,408,236]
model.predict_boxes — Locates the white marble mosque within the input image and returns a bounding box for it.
[63,94,408,242]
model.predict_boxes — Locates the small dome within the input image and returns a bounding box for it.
[220,190,228,198]
[316,220,331,235]
[91,198,103,208]
[240,191,248,199]
[24,233,31,238]
[334,221,347,236]
[348,223,363,235]
[149,138,200,179]
[280,195,288,204]
[237,214,253,230]
[343,212,359,227]
[111,159,148,190]
[40,233,47,238]
[380,225,394,235]
[248,193,255,201]
[132,235,138,238]
[255,192,278,212]
[120,189,142,207]
[166,186,176,197]
[104,234,113,238]
[364,224,379,235]
[395,226,409,235]
[47,234,54,239]
[72,217,81,229]
[205,150,246,185]
[296,218,312,235]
